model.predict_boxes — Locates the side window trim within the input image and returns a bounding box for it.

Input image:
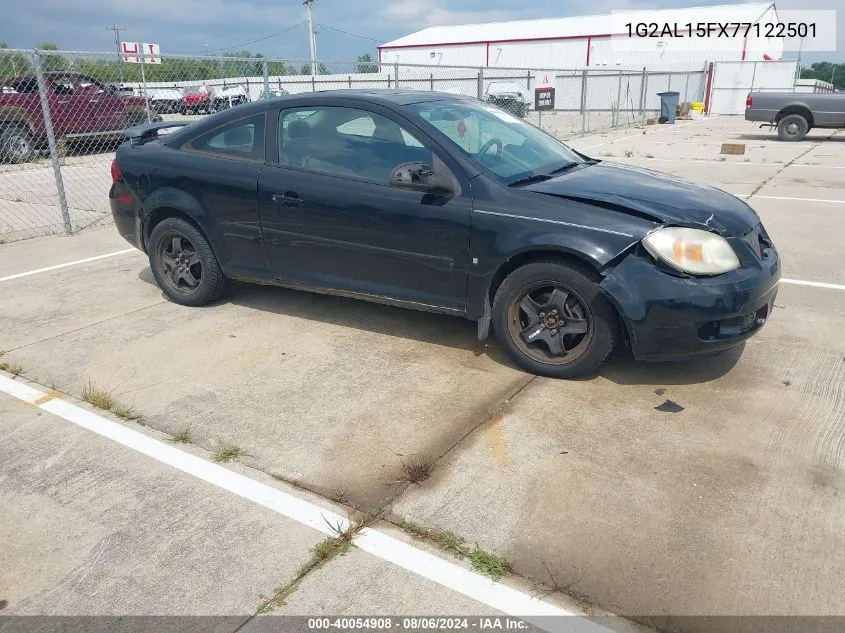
[274,103,459,190]
[181,112,266,163]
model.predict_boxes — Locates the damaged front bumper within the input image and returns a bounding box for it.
[599,244,780,360]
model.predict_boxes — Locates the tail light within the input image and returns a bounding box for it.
[110,160,121,183]
[745,95,752,108]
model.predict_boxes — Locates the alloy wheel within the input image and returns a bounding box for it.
[507,282,593,365]
[158,233,202,294]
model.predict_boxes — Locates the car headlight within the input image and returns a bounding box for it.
[642,227,740,275]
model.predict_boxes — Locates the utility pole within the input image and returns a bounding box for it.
[106,24,127,85]
[303,0,317,75]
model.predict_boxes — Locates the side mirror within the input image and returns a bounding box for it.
[389,162,455,195]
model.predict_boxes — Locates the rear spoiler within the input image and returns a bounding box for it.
[124,121,189,145]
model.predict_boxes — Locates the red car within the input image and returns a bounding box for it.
[0,71,157,163]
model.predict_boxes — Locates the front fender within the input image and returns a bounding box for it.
[466,209,642,319]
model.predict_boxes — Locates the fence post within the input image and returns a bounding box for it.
[394,60,399,90]
[311,75,316,92]
[262,60,270,95]
[31,50,72,236]
[667,72,672,92]
[614,70,623,128]
[638,66,647,118]
[683,71,690,103]
[580,69,588,134]
[477,67,484,99]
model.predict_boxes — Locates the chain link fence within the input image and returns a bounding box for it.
[0,48,705,244]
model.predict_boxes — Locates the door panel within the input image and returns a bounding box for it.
[47,75,92,134]
[258,166,472,311]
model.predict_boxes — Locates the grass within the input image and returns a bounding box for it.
[0,362,23,376]
[468,546,510,580]
[600,151,615,157]
[112,405,142,421]
[718,156,727,162]
[645,153,655,158]
[399,454,433,484]
[170,426,192,444]
[212,442,247,463]
[313,535,352,561]
[400,520,510,580]
[81,381,115,410]
[257,579,302,614]
[624,149,635,158]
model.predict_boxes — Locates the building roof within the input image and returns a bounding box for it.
[380,2,775,48]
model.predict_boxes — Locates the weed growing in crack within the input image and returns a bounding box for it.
[400,520,510,580]
[212,442,247,463]
[81,381,114,410]
[170,427,192,444]
[113,405,142,421]
[399,454,433,484]
[0,362,23,376]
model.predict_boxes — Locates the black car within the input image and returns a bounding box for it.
[110,90,780,378]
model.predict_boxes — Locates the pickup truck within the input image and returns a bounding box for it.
[0,71,158,163]
[745,91,845,141]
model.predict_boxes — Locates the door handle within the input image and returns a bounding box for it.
[271,192,303,207]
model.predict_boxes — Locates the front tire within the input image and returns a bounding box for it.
[0,124,34,164]
[492,261,619,378]
[148,217,227,306]
[777,114,809,142]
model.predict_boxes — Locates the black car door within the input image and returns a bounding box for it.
[257,101,473,313]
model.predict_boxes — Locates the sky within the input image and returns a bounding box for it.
[2,0,841,64]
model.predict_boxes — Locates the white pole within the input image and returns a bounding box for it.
[304,0,317,75]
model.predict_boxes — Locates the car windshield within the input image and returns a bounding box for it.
[406,99,584,183]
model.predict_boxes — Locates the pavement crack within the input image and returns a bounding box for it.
[6,300,167,353]
[747,129,839,199]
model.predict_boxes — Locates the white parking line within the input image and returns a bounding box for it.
[0,375,607,631]
[782,278,845,291]
[0,249,136,283]
[753,195,845,205]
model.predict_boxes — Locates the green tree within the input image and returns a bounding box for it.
[0,42,33,79]
[37,42,70,71]
[357,53,377,73]
[300,63,312,75]
[799,62,844,90]
[317,63,330,75]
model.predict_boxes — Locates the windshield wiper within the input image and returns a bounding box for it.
[508,174,552,187]
[546,161,581,176]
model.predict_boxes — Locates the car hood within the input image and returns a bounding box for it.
[525,161,758,236]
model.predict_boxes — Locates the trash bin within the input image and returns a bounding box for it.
[657,91,681,124]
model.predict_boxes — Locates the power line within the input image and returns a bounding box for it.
[174,22,306,54]
[106,24,127,84]
[316,23,381,43]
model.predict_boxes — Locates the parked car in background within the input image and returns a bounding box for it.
[0,71,157,163]
[745,91,845,141]
[485,82,530,118]
[148,88,184,114]
[259,88,289,100]
[180,84,249,115]
[110,90,780,378]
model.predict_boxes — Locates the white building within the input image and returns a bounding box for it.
[378,2,783,70]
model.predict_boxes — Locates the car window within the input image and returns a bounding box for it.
[408,100,583,183]
[184,113,266,161]
[278,106,433,183]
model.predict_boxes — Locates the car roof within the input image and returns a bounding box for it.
[266,89,473,106]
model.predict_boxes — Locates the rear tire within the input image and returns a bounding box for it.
[777,114,809,142]
[148,217,227,306]
[492,261,620,378]
[0,124,34,164]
